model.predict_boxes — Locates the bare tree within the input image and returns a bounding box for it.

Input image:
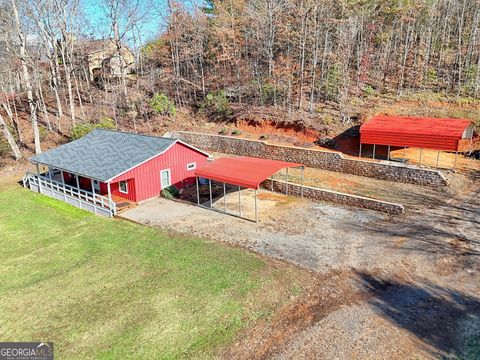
[10,0,41,153]
[0,112,22,160]
[101,0,148,99]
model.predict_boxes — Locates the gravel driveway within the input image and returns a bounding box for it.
[120,178,480,359]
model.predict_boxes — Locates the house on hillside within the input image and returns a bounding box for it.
[23,130,210,217]
[76,39,136,81]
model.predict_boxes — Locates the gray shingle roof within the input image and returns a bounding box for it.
[30,129,178,182]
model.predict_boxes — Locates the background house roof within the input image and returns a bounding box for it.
[76,39,112,54]
[30,129,179,182]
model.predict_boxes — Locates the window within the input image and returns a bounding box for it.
[119,180,128,194]
[187,162,196,171]
[160,169,171,189]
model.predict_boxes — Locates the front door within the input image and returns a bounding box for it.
[160,169,171,190]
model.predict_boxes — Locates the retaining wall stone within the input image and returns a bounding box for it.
[170,131,447,188]
[261,179,404,214]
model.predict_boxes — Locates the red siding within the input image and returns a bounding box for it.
[109,142,208,202]
[360,132,460,151]
[108,178,136,202]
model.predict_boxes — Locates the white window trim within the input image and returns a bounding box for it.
[119,180,129,194]
[160,169,171,189]
[187,162,196,171]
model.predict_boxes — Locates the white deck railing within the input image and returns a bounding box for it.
[23,172,116,216]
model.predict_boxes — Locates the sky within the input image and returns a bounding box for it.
[82,0,203,48]
[82,0,168,47]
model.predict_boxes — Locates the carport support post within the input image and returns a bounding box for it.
[254,189,258,223]
[359,143,362,157]
[238,186,242,217]
[271,175,274,191]
[403,147,406,163]
[285,168,289,195]
[196,177,200,205]
[372,144,376,159]
[75,174,80,189]
[436,150,440,168]
[60,170,65,185]
[300,166,304,197]
[387,145,390,161]
[90,178,95,193]
[223,182,226,212]
[209,179,212,208]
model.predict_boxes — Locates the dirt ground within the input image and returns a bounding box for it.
[215,118,480,172]
[120,166,480,359]
[208,151,476,210]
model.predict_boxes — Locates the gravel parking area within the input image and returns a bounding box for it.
[120,175,480,359]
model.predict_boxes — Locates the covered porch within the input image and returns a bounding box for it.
[23,164,135,217]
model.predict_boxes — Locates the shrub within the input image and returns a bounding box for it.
[260,82,275,105]
[97,116,116,130]
[219,127,228,135]
[231,129,241,135]
[149,93,176,116]
[325,64,342,101]
[364,85,375,97]
[161,185,180,199]
[259,134,268,140]
[71,123,94,140]
[0,136,10,157]
[39,125,49,141]
[71,117,117,140]
[425,67,438,83]
[323,114,335,126]
[7,124,19,143]
[200,91,231,117]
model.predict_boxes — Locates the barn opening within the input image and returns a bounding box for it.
[194,156,304,222]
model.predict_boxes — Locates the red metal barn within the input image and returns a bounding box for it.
[360,115,474,151]
[106,142,209,202]
[26,129,210,216]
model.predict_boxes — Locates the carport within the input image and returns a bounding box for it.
[359,115,474,168]
[195,156,304,222]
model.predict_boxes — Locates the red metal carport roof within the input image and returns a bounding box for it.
[360,115,472,151]
[195,156,303,189]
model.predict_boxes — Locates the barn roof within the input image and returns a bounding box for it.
[360,115,473,151]
[30,129,205,182]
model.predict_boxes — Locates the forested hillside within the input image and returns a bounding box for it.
[0,0,479,163]
[150,0,480,107]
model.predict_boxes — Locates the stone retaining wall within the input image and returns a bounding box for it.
[261,179,405,214]
[170,131,447,187]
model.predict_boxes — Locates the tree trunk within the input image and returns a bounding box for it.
[11,0,41,154]
[59,39,76,125]
[0,113,22,160]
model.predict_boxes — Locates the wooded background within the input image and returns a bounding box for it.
[0,0,479,158]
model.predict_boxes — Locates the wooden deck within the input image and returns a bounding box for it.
[111,194,137,213]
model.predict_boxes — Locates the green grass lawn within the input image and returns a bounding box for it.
[0,181,307,359]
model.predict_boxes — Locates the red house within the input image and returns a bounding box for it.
[25,129,210,216]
